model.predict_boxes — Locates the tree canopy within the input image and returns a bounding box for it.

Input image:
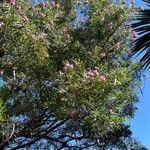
[0,0,147,149]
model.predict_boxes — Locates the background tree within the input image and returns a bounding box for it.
[0,0,147,149]
[132,0,150,70]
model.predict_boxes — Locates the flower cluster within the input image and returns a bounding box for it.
[85,69,99,77]
[6,0,16,5]
[63,63,74,71]
[84,69,107,81]
[99,75,107,81]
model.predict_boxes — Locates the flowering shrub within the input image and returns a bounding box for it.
[0,0,142,149]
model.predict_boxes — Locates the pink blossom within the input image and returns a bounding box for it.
[99,75,107,81]
[38,32,48,40]
[63,63,74,71]
[51,1,56,7]
[0,69,4,75]
[16,5,22,12]
[39,13,46,17]
[44,2,49,7]
[0,21,4,29]
[92,69,99,76]
[7,0,16,5]
[87,71,95,77]
[131,31,138,38]
[85,69,100,78]
[23,15,29,23]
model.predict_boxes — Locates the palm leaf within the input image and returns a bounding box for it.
[132,0,150,70]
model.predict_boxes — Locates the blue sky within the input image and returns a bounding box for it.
[129,0,150,148]
[131,73,150,148]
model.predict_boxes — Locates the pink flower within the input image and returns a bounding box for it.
[0,69,4,75]
[39,13,46,17]
[38,32,48,40]
[131,31,138,38]
[85,69,100,78]
[0,21,4,29]
[92,69,99,76]
[63,63,74,71]
[7,0,16,5]
[87,71,95,77]
[51,1,56,7]
[99,75,107,81]
[44,2,49,7]
[23,15,29,23]
[16,5,21,12]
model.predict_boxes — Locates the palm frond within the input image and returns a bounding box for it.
[132,0,150,70]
